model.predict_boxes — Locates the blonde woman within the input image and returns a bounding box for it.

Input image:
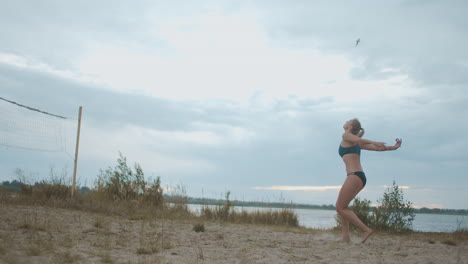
[336,118,402,243]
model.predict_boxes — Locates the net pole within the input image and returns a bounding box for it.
[71,106,82,197]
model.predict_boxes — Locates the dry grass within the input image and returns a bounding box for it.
[1,179,467,263]
[53,250,82,264]
[382,230,468,247]
[101,252,114,263]
[136,221,161,255]
[0,204,466,264]
[200,205,300,227]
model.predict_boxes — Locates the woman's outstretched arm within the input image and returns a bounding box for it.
[343,132,386,149]
[361,138,402,151]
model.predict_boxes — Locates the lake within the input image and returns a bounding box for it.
[187,204,468,233]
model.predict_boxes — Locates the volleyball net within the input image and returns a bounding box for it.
[0,96,77,158]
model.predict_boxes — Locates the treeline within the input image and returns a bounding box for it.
[186,196,468,215]
[186,196,335,210]
[1,180,91,193]
[415,207,468,215]
[3,180,467,216]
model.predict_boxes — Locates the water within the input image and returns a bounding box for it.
[187,204,468,232]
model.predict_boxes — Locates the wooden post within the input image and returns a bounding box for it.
[71,106,82,197]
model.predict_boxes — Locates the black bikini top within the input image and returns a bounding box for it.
[339,144,361,157]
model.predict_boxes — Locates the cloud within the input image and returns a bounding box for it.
[412,204,444,209]
[382,185,411,190]
[0,52,98,85]
[2,1,468,209]
[253,1,468,101]
[0,0,160,69]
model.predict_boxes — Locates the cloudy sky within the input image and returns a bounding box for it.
[1,0,467,209]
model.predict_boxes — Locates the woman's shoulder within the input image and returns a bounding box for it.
[341,132,360,145]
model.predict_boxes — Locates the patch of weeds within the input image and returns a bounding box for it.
[101,233,114,251]
[62,234,75,249]
[101,252,114,263]
[0,255,22,264]
[191,238,204,260]
[194,244,204,260]
[137,220,164,255]
[129,214,146,221]
[17,213,47,232]
[428,240,435,244]
[137,247,153,255]
[53,250,81,264]
[24,234,53,257]
[116,222,130,248]
[116,230,129,247]
[136,255,162,264]
[94,216,106,229]
[192,223,205,233]
[137,232,162,255]
[442,240,457,246]
[25,244,43,256]
[18,222,33,230]
[0,243,6,255]
[162,238,173,250]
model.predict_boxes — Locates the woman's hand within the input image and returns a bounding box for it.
[393,138,402,150]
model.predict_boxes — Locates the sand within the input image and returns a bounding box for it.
[0,205,466,264]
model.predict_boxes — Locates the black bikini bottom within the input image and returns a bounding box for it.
[347,171,366,187]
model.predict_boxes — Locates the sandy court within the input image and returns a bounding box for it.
[0,205,466,264]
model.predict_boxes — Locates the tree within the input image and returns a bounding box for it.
[96,152,163,206]
[335,181,415,233]
[371,181,415,232]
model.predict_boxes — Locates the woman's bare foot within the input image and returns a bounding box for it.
[361,229,373,243]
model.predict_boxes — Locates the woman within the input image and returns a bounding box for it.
[336,118,402,243]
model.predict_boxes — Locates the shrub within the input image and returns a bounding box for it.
[192,223,205,232]
[335,181,415,233]
[96,152,163,206]
[371,181,415,232]
[351,197,372,226]
[336,197,373,230]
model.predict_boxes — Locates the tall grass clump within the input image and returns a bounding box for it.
[10,167,72,202]
[3,153,299,228]
[336,181,415,233]
[164,184,192,218]
[200,192,233,221]
[95,152,164,207]
[200,192,299,227]
[2,153,196,220]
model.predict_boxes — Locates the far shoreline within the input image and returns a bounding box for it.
[183,198,468,216]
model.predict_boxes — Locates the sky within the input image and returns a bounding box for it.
[1,0,467,209]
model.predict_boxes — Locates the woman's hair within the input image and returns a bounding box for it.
[351,118,365,138]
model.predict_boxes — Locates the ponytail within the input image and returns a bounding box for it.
[350,118,364,137]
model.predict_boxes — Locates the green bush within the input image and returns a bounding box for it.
[351,197,372,227]
[372,181,415,232]
[96,152,163,206]
[336,181,415,233]
[335,197,372,231]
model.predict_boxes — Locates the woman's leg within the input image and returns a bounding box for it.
[338,214,350,242]
[336,175,373,243]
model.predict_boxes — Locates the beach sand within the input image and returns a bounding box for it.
[0,205,466,264]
